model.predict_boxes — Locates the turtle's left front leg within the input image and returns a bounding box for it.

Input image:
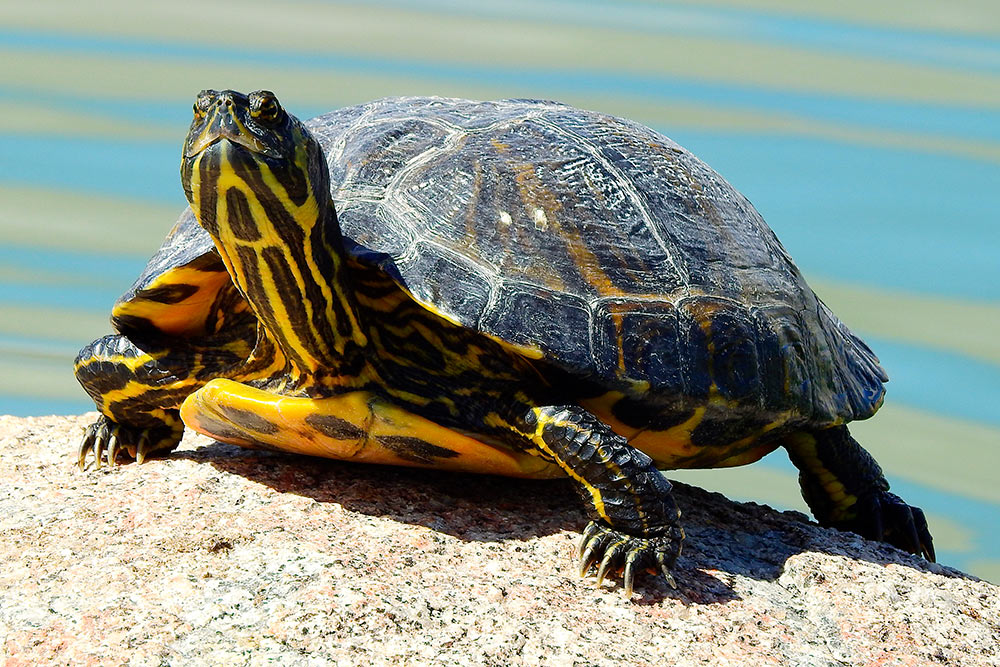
[512,404,684,595]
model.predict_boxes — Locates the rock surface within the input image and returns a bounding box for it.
[1,414,997,665]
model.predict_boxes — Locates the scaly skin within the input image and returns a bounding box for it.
[518,405,683,594]
[74,318,280,468]
[784,426,934,561]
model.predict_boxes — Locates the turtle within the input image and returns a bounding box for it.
[75,90,934,595]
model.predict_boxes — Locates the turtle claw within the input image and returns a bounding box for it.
[106,433,121,467]
[623,554,639,597]
[78,417,124,469]
[595,540,627,586]
[578,525,603,578]
[78,423,98,469]
[660,565,678,590]
[837,490,935,562]
[577,521,682,596]
[135,432,151,465]
[911,507,935,562]
[77,415,182,471]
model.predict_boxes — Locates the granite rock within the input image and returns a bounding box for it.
[2,414,997,665]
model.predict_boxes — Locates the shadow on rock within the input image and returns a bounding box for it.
[174,441,584,541]
[172,440,969,604]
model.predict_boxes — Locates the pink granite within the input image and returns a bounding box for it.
[2,414,997,665]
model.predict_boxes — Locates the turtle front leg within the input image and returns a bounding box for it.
[783,425,935,561]
[516,405,683,595]
[74,334,193,468]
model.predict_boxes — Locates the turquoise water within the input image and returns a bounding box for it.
[1,1,997,581]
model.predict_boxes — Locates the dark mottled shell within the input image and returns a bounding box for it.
[129,97,887,425]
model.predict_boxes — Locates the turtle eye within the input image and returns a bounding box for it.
[250,90,284,125]
[193,90,217,119]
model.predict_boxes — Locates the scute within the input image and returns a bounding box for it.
[594,298,702,400]
[479,285,594,371]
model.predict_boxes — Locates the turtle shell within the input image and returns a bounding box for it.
[121,96,886,426]
[315,97,886,426]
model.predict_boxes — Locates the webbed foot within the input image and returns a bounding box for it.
[577,521,683,596]
[834,490,935,561]
[78,414,183,470]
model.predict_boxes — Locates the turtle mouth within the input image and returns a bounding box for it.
[185,126,277,159]
[184,103,284,159]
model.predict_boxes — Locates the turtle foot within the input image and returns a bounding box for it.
[577,521,683,596]
[835,490,935,562]
[78,415,182,470]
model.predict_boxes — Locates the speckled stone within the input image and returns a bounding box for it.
[2,414,997,666]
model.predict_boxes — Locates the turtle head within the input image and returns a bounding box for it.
[180,89,327,231]
[180,89,366,380]
[183,89,304,160]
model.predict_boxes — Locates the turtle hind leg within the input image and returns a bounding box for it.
[783,425,934,561]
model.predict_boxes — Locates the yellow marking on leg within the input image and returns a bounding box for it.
[785,431,859,520]
[519,409,613,525]
[75,348,167,375]
[99,379,198,413]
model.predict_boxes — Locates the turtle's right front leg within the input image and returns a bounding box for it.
[74,334,199,468]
